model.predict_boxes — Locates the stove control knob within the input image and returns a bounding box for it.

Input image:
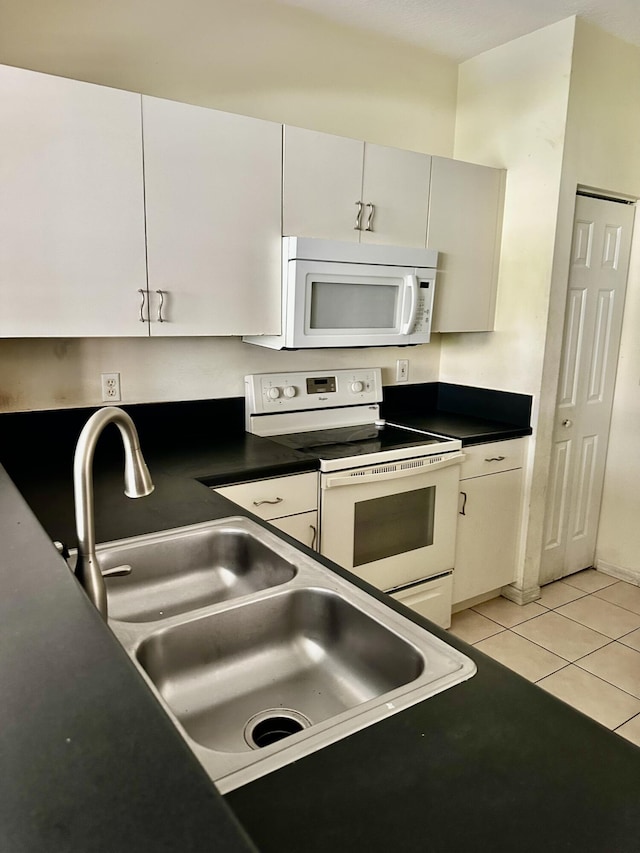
[350,381,364,393]
[283,386,297,398]
[266,386,281,400]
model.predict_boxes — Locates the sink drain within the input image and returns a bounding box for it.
[244,709,312,749]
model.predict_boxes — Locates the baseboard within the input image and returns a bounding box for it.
[595,560,640,587]
[500,582,541,605]
[451,588,503,614]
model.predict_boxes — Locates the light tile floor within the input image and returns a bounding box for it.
[449,569,640,747]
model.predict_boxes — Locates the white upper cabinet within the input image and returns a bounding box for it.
[282,126,431,248]
[282,127,364,242]
[142,96,282,336]
[428,156,505,333]
[0,64,148,337]
[359,143,431,248]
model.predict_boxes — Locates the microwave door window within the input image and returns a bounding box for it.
[309,281,398,331]
[353,487,435,568]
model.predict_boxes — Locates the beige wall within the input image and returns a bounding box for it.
[0,0,457,412]
[439,19,577,598]
[560,21,640,578]
[0,338,441,412]
[0,0,457,153]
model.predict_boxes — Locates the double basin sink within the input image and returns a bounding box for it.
[96,516,476,793]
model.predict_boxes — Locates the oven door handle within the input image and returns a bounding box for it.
[323,451,465,489]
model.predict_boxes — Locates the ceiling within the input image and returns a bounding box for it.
[269,0,640,61]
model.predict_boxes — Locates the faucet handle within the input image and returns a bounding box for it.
[101,564,132,578]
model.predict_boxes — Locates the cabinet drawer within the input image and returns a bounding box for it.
[389,574,453,629]
[214,472,318,520]
[460,438,525,480]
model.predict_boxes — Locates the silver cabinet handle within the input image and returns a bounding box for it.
[156,289,166,323]
[354,201,363,230]
[562,419,573,428]
[252,497,283,507]
[459,491,467,516]
[365,202,375,231]
[138,289,147,323]
[484,456,506,462]
[309,524,317,550]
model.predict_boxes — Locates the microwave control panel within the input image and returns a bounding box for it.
[411,277,434,335]
[245,368,382,417]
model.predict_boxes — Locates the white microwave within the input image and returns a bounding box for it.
[243,237,437,350]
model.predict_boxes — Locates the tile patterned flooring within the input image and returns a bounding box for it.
[449,569,640,746]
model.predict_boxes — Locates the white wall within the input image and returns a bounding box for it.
[0,0,458,412]
[441,18,576,395]
[559,21,640,579]
[439,19,577,598]
[0,338,441,412]
[0,0,457,154]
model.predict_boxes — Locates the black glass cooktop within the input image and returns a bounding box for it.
[267,422,450,461]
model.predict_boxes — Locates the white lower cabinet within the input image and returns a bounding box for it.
[213,472,319,550]
[453,440,525,606]
[270,511,318,551]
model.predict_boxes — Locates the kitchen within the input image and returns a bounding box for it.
[2,1,640,850]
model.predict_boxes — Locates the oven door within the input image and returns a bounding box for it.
[319,452,462,591]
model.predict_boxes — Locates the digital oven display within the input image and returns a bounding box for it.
[306,376,336,394]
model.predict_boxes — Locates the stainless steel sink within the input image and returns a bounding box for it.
[106,516,476,793]
[95,519,296,622]
[135,588,424,752]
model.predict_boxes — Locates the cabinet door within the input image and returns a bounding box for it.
[270,511,318,551]
[453,468,522,605]
[142,96,282,336]
[0,65,147,337]
[428,157,505,333]
[282,126,364,242]
[360,144,430,248]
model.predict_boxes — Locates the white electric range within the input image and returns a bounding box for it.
[245,368,464,627]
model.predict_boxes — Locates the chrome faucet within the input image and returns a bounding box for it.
[73,406,154,619]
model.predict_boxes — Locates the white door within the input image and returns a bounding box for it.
[0,64,148,337]
[541,194,635,583]
[142,96,282,336]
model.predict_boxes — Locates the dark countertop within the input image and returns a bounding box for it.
[0,465,257,853]
[382,380,533,446]
[3,393,640,853]
[386,410,531,445]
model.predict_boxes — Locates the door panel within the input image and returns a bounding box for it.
[0,65,147,336]
[143,96,282,336]
[544,440,571,551]
[360,144,430,247]
[282,126,364,242]
[541,195,635,583]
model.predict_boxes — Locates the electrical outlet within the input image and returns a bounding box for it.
[101,372,121,402]
[396,359,409,382]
